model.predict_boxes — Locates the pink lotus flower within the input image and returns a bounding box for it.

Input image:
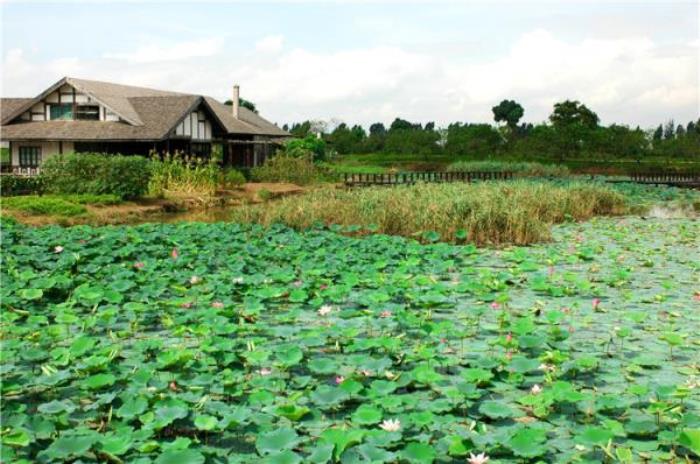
[180,302,193,309]
[211,301,224,309]
[490,302,500,310]
[592,298,601,309]
[134,262,145,269]
[359,369,372,377]
[171,248,179,260]
[694,292,700,302]
[54,246,64,253]
[467,452,490,464]
[531,384,543,395]
[380,310,392,318]
[505,333,513,343]
[335,376,345,384]
[319,284,328,290]
[379,419,401,432]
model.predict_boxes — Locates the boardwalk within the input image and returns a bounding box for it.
[343,171,513,186]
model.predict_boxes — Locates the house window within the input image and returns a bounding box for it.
[50,104,73,120]
[19,147,41,167]
[191,143,211,158]
[76,105,100,120]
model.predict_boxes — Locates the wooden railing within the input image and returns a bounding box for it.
[0,166,42,176]
[343,171,514,186]
[628,172,700,185]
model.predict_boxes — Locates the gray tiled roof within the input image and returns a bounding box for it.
[1,77,289,141]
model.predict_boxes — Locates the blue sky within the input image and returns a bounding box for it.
[2,1,698,128]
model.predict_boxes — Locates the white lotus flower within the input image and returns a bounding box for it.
[190,275,202,284]
[531,384,543,395]
[467,452,490,464]
[379,419,401,432]
[232,277,244,284]
[54,246,64,253]
[318,305,333,316]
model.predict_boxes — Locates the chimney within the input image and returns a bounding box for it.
[232,84,240,119]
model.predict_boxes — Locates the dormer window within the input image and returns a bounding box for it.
[50,104,73,120]
[76,105,99,120]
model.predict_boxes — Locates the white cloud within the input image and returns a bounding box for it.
[255,35,285,54]
[103,37,224,63]
[2,30,697,128]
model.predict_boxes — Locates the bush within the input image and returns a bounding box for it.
[251,155,329,185]
[446,161,570,177]
[41,153,151,199]
[1,196,87,217]
[0,175,46,196]
[284,135,327,161]
[148,154,220,197]
[221,168,246,188]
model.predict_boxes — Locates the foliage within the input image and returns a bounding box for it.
[231,181,627,245]
[149,154,220,197]
[492,99,525,128]
[1,196,87,216]
[445,124,502,157]
[446,160,570,177]
[41,153,151,199]
[549,100,600,129]
[284,134,327,162]
[2,214,698,462]
[0,175,47,196]
[251,154,329,185]
[223,97,258,113]
[221,168,246,188]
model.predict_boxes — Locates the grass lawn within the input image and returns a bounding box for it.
[1,199,699,462]
[330,153,700,175]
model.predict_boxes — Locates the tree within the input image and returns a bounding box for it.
[223,98,258,113]
[369,123,386,136]
[663,120,675,140]
[652,124,663,141]
[492,99,524,129]
[389,118,421,131]
[549,100,599,129]
[445,123,502,157]
[676,124,686,138]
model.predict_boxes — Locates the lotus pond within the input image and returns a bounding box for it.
[1,215,699,463]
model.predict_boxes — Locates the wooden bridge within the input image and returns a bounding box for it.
[343,171,514,186]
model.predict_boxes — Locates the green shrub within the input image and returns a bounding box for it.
[0,175,46,196]
[41,153,151,199]
[221,168,246,188]
[1,196,87,216]
[446,161,570,177]
[284,134,327,161]
[257,189,273,201]
[148,154,220,197]
[251,154,329,185]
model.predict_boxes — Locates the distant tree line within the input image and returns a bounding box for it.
[281,100,700,160]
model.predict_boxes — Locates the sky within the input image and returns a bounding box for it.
[1,1,698,129]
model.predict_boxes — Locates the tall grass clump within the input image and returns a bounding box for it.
[148,154,220,197]
[447,161,570,177]
[230,181,626,245]
[251,154,330,185]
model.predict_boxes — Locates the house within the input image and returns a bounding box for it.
[0,77,289,173]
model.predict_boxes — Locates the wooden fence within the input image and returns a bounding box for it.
[343,171,514,186]
[627,172,700,186]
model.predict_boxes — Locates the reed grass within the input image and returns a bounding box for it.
[230,181,626,245]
